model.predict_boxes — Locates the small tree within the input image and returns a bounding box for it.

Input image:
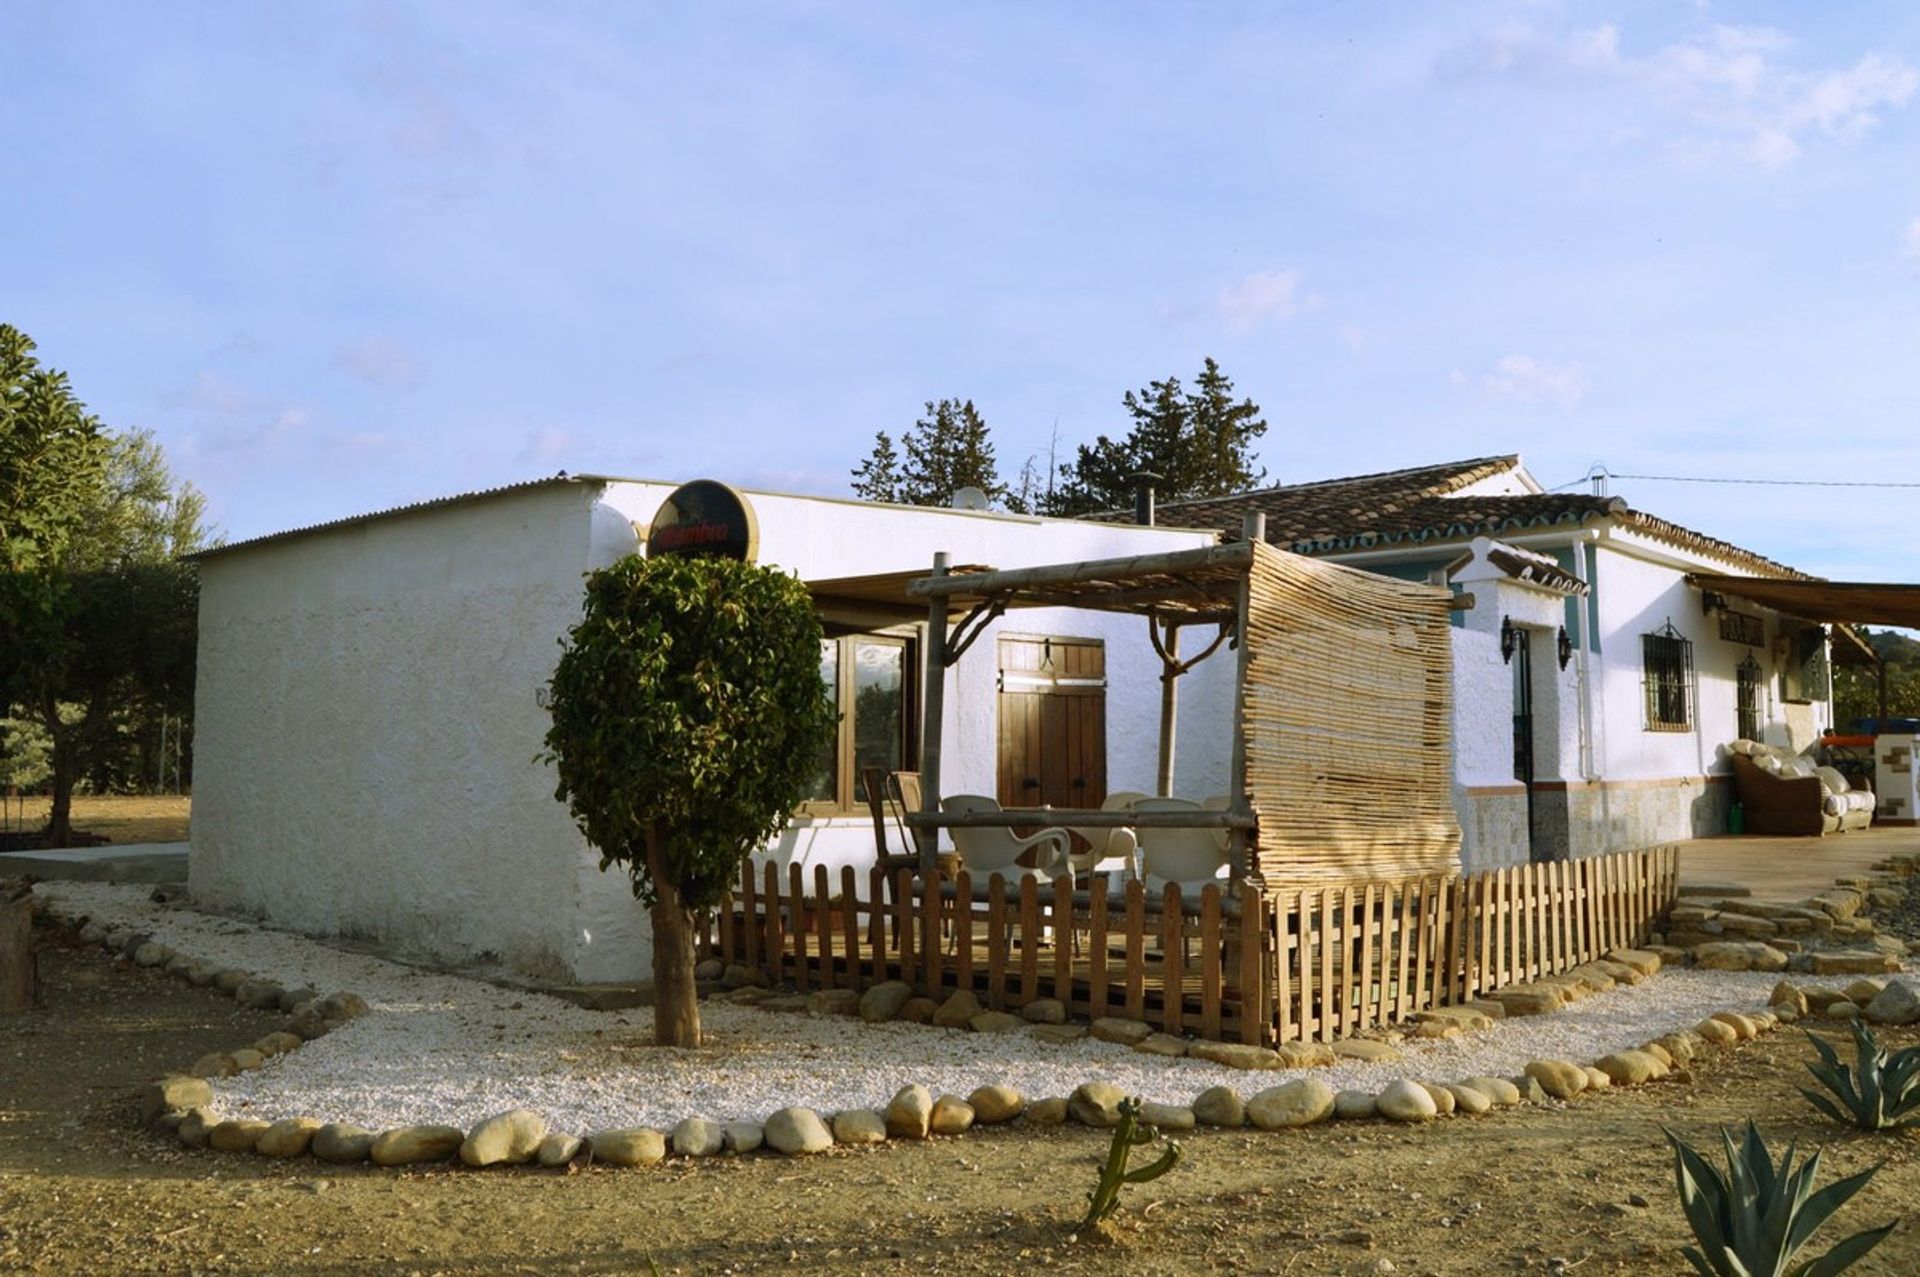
[543,554,837,1047]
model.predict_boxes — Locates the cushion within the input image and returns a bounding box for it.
[1730,738,1760,757]
[1780,757,1816,780]
[1814,765,1850,795]
[1847,791,1876,813]
[1756,753,1783,775]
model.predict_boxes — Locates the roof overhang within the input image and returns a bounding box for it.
[1687,575,1920,631]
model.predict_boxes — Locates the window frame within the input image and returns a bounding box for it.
[799,630,918,817]
[1641,621,1695,733]
[1735,653,1762,742]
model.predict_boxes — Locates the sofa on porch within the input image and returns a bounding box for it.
[1727,739,1875,836]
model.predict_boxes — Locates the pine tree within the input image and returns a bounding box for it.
[1047,358,1269,515]
[899,399,1004,507]
[849,431,904,503]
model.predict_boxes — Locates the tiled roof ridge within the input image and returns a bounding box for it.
[1144,453,1522,514]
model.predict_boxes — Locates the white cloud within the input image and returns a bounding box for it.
[1905,216,1920,261]
[518,425,581,466]
[1216,269,1305,331]
[1452,21,1918,170]
[1468,355,1590,410]
[337,337,422,389]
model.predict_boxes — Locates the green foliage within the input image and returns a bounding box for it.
[542,553,838,911]
[849,430,904,503]
[1,329,207,841]
[0,714,53,790]
[1665,1122,1895,1277]
[903,399,1002,507]
[1080,1097,1182,1232]
[1800,1021,1920,1132]
[1049,357,1268,515]
[1833,627,1920,728]
[0,324,110,577]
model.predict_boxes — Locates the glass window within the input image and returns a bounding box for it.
[802,633,914,811]
[851,640,904,804]
[1642,622,1694,732]
[803,640,839,801]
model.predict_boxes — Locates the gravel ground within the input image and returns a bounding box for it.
[41,881,1791,1135]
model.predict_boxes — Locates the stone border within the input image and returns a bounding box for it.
[1661,853,1916,977]
[50,895,1911,1175]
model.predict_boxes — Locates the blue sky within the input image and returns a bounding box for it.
[5,2,1919,581]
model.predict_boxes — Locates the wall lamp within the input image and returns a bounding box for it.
[1500,616,1518,664]
[1557,625,1574,670]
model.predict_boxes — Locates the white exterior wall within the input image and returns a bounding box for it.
[195,478,1227,987]
[592,484,1231,918]
[191,483,616,981]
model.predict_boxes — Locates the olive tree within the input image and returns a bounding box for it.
[543,553,836,1047]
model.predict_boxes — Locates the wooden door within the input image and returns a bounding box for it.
[997,636,1106,811]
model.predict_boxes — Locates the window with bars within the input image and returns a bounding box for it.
[1642,621,1694,732]
[1736,654,1762,741]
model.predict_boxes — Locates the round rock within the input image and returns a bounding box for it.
[885,1084,933,1139]
[765,1107,833,1155]
[312,1123,376,1164]
[369,1124,465,1167]
[256,1117,323,1159]
[1247,1078,1335,1129]
[1192,1085,1245,1127]
[1069,1082,1127,1128]
[461,1108,548,1167]
[670,1117,725,1158]
[831,1109,887,1145]
[1376,1079,1438,1122]
[968,1085,1024,1124]
[929,1096,975,1136]
[591,1127,666,1167]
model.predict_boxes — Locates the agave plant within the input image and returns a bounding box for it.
[1080,1097,1181,1231]
[1801,1021,1920,1132]
[1665,1122,1895,1277]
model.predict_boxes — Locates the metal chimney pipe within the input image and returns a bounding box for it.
[1130,471,1164,526]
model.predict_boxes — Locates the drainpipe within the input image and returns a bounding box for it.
[1570,530,1600,784]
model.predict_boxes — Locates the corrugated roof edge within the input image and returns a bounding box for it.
[192,472,1207,562]
[187,474,605,560]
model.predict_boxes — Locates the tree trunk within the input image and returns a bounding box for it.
[0,895,34,1015]
[645,831,702,1048]
[44,751,77,849]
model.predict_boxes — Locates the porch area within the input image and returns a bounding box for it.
[1677,824,1920,900]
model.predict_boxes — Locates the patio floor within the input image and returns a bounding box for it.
[1675,824,1920,901]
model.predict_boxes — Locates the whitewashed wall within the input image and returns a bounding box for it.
[192,483,616,982]
[195,479,1225,987]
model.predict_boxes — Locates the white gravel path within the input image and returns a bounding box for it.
[43,881,1790,1134]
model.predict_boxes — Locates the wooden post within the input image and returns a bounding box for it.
[1,889,34,1015]
[1226,513,1263,886]
[1157,622,1180,797]
[917,552,950,871]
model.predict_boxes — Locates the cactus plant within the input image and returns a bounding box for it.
[1080,1097,1181,1230]
[1664,1122,1895,1277]
[1801,1021,1920,1132]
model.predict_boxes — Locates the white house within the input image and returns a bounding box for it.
[188,477,1238,985]
[1147,455,1855,870]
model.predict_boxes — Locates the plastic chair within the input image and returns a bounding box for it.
[940,795,1071,881]
[1066,791,1148,879]
[1132,797,1229,893]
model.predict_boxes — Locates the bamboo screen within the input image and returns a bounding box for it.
[1243,541,1460,884]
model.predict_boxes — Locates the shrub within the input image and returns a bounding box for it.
[1664,1122,1895,1277]
[1801,1021,1920,1132]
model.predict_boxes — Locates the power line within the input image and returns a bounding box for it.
[1551,469,1920,492]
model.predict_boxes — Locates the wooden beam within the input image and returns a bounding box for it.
[908,808,1254,830]
[916,553,949,871]
[1227,514,1263,886]
[906,540,1256,600]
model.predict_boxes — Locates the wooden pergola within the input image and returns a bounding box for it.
[900,516,1464,893]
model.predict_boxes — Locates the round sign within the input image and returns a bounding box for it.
[646,480,759,563]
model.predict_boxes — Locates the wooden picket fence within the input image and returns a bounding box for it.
[698,843,1680,1047]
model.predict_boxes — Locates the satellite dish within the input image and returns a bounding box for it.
[950,486,990,511]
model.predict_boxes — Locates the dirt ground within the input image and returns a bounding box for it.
[4,925,1920,1277]
[0,795,191,848]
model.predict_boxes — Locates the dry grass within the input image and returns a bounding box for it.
[0,793,190,846]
